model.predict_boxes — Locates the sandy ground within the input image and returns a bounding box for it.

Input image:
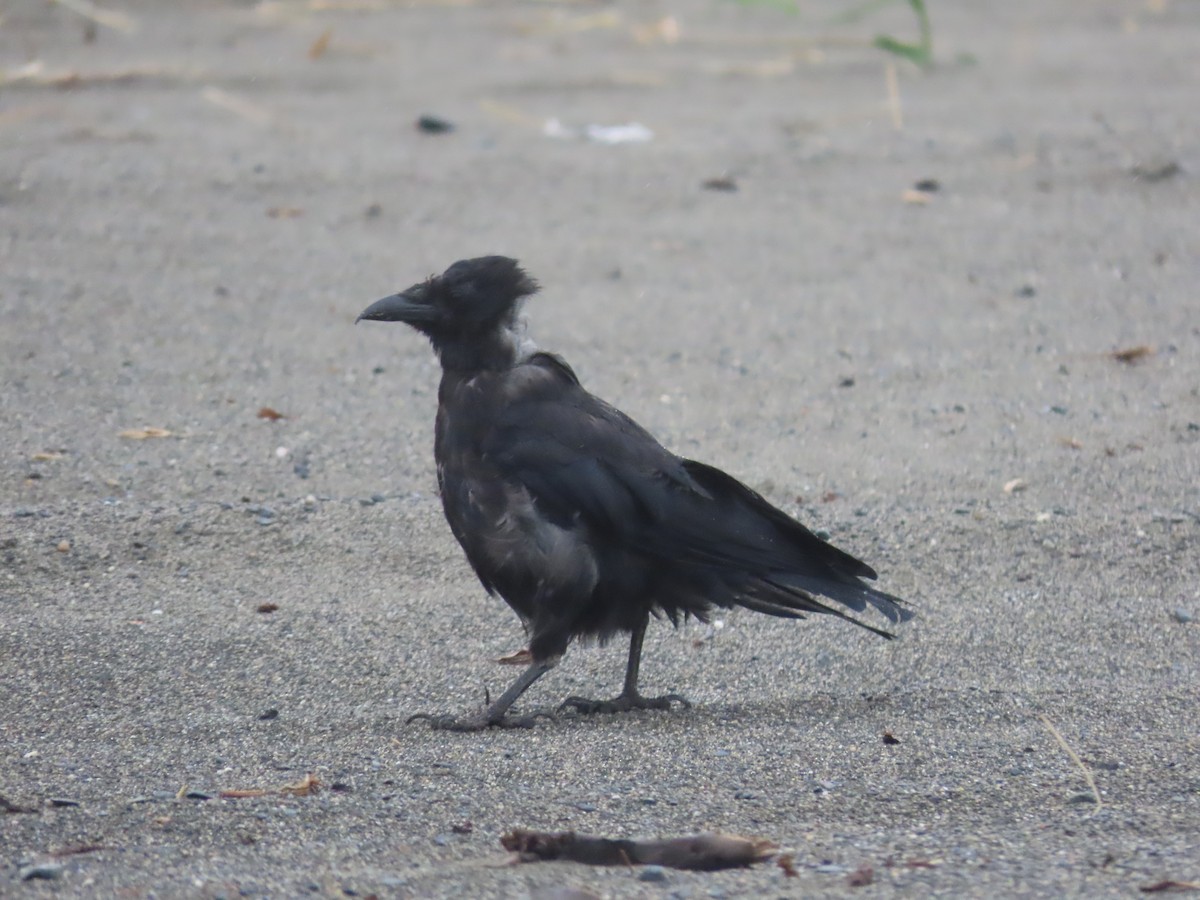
[2,0,1198,896]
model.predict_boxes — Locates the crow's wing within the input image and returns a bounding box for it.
[484,354,910,627]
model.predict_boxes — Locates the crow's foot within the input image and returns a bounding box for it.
[559,691,691,715]
[406,709,555,732]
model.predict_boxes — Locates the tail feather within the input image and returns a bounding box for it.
[768,572,912,624]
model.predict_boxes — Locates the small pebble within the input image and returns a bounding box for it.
[638,865,668,883]
[49,797,80,807]
[1173,608,1193,624]
[20,863,64,881]
[574,801,597,812]
[258,708,279,720]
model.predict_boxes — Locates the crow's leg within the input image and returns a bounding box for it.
[408,660,557,732]
[560,617,691,715]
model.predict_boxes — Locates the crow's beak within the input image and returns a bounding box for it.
[356,284,435,325]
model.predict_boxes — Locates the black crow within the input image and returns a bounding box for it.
[358,256,911,731]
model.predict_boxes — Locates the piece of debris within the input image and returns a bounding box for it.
[497,648,534,666]
[1140,881,1200,893]
[702,175,738,192]
[280,773,321,797]
[256,602,279,614]
[901,188,933,205]
[258,708,279,721]
[19,863,64,882]
[31,451,66,461]
[631,16,680,45]
[266,207,304,219]
[1131,160,1181,182]
[1003,478,1028,494]
[1112,345,1155,364]
[882,731,900,745]
[202,86,273,127]
[1,794,36,814]
[584,122,654,145]
[417,114,455,134]
[913,178,941,192]
[777,853,799,877]
[56,540,71,553]
[50,0,138,34]
[219,772,321,799]
[257,406,287,421]
[847,864,874,887]
[451,820,474,835]
[1039,714,1102,808]
[501,830,776,871]
[119,427,172,440]
[50,844,107,858]
[308,26,333,60]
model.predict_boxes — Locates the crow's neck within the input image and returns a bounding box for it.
[433,322,533,375]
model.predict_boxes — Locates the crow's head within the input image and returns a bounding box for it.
[358,256,540,370]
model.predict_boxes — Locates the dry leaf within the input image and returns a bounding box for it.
[31,451,65,461]
[219,789,267,799]
[308,27,333,60]
[882,731,900,745]
[256,603,279,614]
[257,407,286,421]
[1003,478,1028,494]
[266,207,304,219]
[901,188,932,205]
[119,427,172,440]
[777,853,799,877]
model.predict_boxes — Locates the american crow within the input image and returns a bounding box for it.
[358,256,911,731]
